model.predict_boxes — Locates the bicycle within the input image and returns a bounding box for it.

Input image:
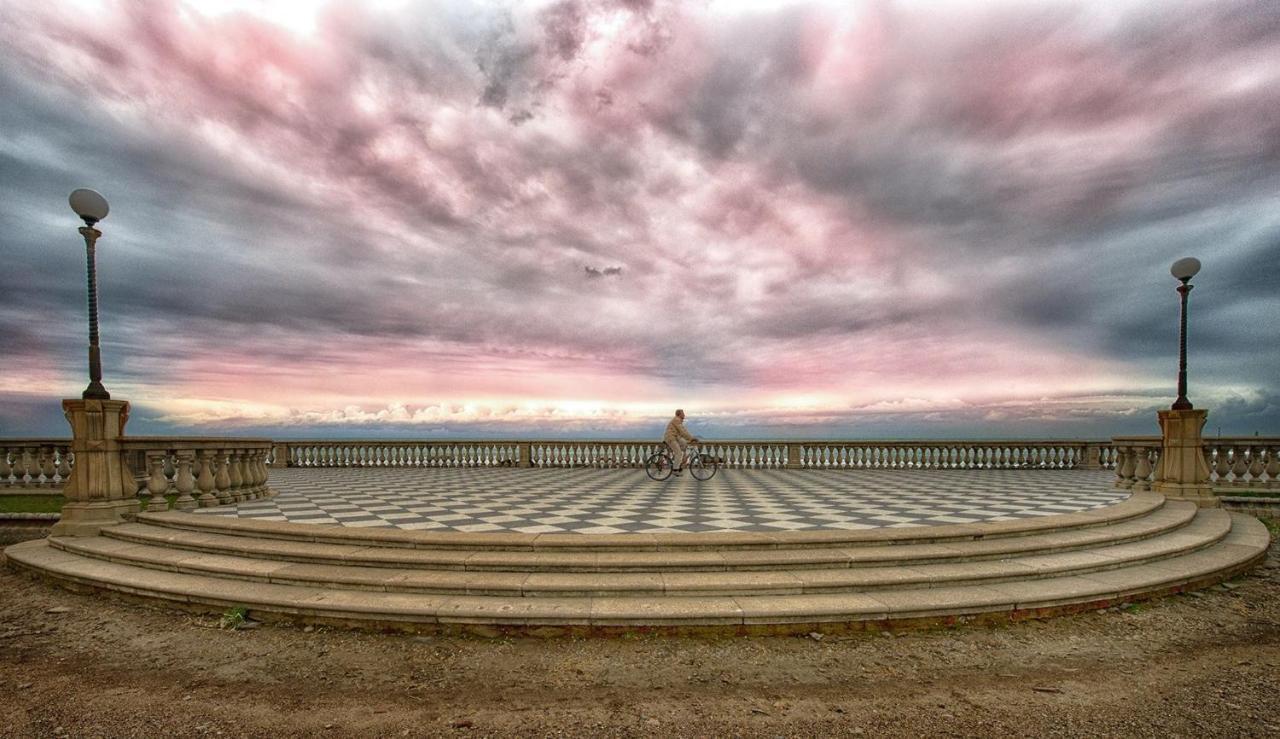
[644,443,719,481]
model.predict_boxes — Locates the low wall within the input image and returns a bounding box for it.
[0,513,58,547]
[1220,497,1280,519]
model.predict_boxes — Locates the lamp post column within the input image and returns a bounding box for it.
[1172,279,1192,411]
[81,224,110,400]
[1154,257,1216,508]
[53,189,139,536]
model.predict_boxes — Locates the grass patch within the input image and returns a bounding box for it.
[1220,490,1280,498]
[0,495,65,514]
[1259,517,1279,539]
[220,606,250,630]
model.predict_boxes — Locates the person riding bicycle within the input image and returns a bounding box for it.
[663,409,698,476]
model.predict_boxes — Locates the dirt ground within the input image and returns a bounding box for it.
[2,529,1278,738]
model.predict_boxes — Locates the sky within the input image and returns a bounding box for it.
[0,0,1277,441]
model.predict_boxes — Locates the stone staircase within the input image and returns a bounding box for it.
[4,492,1269,633]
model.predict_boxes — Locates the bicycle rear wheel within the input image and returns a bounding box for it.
[644,451,673,481]
[689,454,717,481]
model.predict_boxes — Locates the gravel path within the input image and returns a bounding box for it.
[1,521,1277,738]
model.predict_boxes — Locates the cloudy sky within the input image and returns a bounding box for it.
[0,0,1276,440]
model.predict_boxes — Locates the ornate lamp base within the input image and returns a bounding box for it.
[50,398,139,536]
[1152,409,1219,508]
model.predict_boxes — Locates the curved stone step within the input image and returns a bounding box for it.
[136,491,1162,551]
[51,508,1231,596]
[105,500,1193,573]
[5,514,1268,630]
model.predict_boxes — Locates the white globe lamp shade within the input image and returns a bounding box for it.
[1170,257,1201,281]
[69,189,110,225]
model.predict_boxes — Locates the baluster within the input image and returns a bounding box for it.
[1132,448,1153,491]
[55,445,72,484]
[240,450,257,498]
[37,447,55,487]
[1114,446,1134,488]
[172,452,198,510]
[212,450,233,504]
[195,450,218,506]
[251,450,268,497]
[1264,446,1280,488]
[144,452,171,511]
[239,450,255,498]
[16,449,34,485]
[0,447,12,486]
[1211,444,1229,482]
[236,450,252,500]
[223,450,243,502]
[1229,447,1249,486]
[236,450,253,498]
[256,448,270,496]
[1247,446,1265,487]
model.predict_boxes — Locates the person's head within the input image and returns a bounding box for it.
[675,409,685,420]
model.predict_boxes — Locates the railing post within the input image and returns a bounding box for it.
[518,443,532,468]
[270,443,289,468]
[1082,443,1103,470]
[1153,409,1218,507]
[786,444,803,469]
[50,399,138,537]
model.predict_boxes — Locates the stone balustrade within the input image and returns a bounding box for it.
[1111,436,1280,491]
[1,437,273,508]
[120,438,275,511]
[792,441,1110,470]
[0,441,74,487]
[1111,437,1163,490]
[1203,438,1280,489]
[271,439,1115,471]
[282,441,523,468]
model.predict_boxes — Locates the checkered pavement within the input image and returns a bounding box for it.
[192,468,1127,534]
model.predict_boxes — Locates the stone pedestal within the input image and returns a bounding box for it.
[50,399,139,536]
[1153,409,1218,508]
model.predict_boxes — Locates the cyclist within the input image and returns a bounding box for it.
[663,409,698,475]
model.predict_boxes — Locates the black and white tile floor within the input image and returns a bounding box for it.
[193,468,1126,534]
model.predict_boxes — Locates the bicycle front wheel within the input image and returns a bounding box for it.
[645,451,673,481]
[689,454,717,481]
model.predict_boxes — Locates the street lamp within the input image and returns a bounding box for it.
[68,188,111,401]
[1170,256,1201,411]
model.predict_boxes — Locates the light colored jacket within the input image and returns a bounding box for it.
[663,416,694,445]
